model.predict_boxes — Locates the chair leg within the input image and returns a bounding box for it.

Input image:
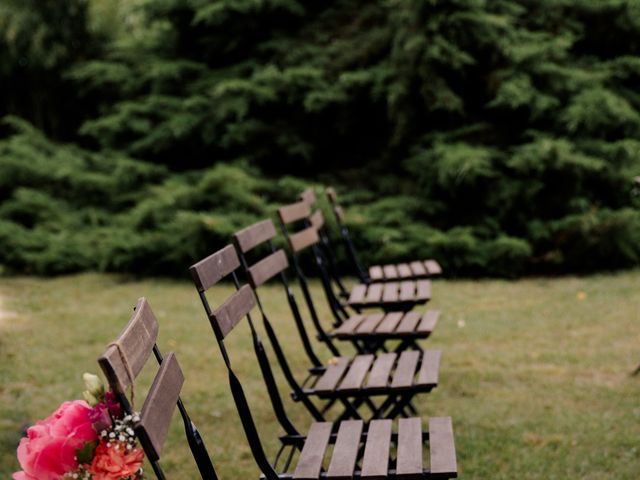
[384,394,417,419]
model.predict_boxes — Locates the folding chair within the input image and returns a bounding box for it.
[98,298,218,480]
[233,218,439,357]
[278,199,433,314]
[322,186,443,283]
[189,246,458,479]
[191,245,442,423]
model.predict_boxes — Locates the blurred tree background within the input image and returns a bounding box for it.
[2,0,640,277]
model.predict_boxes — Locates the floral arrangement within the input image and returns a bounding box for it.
[13,374,145,480]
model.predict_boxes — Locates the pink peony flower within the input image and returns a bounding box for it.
[13,400,99,480]
[88,442,144,480]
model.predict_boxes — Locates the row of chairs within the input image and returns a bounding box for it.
[96,187,458,479]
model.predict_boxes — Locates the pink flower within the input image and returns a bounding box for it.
[88,442,144,480]
[13,400,99,480]
[88,402,112,433]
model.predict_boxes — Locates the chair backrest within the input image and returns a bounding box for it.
[325,186,369,282]
[99,298,158,398]
[277,199,321,254]
[299,187,317,206]
[277,200,350,325]
[233,219,333,366]
[189,245,300,480]
[326,186,346,224]
[189,245,257,341]
[233,219,289,288]
[98,298,217,480]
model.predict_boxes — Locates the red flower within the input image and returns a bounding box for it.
[13,400,98,480]
[88,442,144,480]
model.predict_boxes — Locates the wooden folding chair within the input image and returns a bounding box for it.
[320,186,443,283]
[233,218,439,357]
[98,298,218,480]
[191,245,441,423]
[278,199,433,314]
[189,246,458,479]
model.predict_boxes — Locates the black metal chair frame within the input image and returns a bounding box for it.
[235,219,430,360]
[191,246,432,427]
[230,229,437,421]
[189,247,459,479]
[278,204,428,355]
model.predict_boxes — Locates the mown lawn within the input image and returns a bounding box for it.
[1,272,639,479]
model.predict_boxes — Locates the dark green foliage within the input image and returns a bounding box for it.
[3,0,640,276]
[0,118,305,275]
[0,0,100,138]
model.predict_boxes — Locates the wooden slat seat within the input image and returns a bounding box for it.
[322,187,444,284]
[369,259,442,281]
[309,349,441,398]
[332,310,440,340]
[277,199,436,315]
[292,417,458,479]
[347,280,432,310]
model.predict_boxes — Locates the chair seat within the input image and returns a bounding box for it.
[369,260,442,282]
[292,417,457,479]
[309,350,441,397]
[332,310,439,340]
[347,280,432,310]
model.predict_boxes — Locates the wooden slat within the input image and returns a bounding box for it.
[233,219,277,253]
[247,249,288,287]
[369,265,384,280]
[390,351,420,389]
[383,264,398,279]
[361,419,392,479]
[428,417,457,477]
[309,209,325,230]
[397,263,412,278]
[425,260,442,275]
[333,314,366,336]
[293,422,333,480]
[289,225,319,253]
[314,357,350,394]
[364,283,383,303]
[99,298,158,396]
[417,310,439,334]
[396,312,422,335]
[279,200,311,225]
[337,355,374,392]
[348,284,367,305]
[356,313,385,334]
[365,353,397,389]
[396,418,423,478]
[409,261,427,277]
[211,285,256,339]
[416,350,441,387]
[190,245,239,292]
[382,282,399,303]
[416,280,431,301]
[326,186,338,203]
[375,312,404,334]
[300,187,317,206]
[135,353,183,462]
[326,420,364,479]
[399,281,415,301]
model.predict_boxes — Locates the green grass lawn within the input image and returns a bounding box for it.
[1,272,639,479]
